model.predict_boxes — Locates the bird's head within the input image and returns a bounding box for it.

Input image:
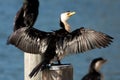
[90,57,107,72]
[60,11,76,22]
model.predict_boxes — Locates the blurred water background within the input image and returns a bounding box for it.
[0,0,120,80]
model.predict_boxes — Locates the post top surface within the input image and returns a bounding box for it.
[50,64,72,70]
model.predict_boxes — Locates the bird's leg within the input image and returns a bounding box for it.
[56,56,61,64]
[57,60,61,64]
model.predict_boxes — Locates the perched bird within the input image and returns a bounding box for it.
[13,0,39,31]
[7,11,76,77]
[82,57,107,80]
[7,11,113,78]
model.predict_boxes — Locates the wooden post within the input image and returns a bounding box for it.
[42,64,73,80]
[24,53,73,80]
[24,53,42,80]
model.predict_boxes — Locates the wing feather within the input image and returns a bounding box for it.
[56,27,113,56]
[8,27,51,54]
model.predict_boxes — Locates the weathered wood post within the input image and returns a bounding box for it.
[24,53,42,80]
[42,64,73,80]
[24,54,73,80]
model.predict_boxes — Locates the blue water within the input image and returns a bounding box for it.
[0,0,120,80]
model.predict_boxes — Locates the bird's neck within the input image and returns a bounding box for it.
[60,19,71,32]
[89,64,100,73]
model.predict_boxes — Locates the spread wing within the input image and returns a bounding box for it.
[7,27,51,54]
[14,2,39,31]
[56,27,113,56]
[13,7,25,31]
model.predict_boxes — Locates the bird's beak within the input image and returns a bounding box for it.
[69,11,76,17]
[102,59,107,63]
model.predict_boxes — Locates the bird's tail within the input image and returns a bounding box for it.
[29,60,50,78]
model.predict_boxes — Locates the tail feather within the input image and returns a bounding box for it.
[29,62,42,78]
[29,60,50,78]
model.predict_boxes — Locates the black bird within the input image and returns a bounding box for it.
[82,57,107,80]
[7,11,113,78]
[13,0,39,31]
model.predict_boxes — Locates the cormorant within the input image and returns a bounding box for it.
[13,0,39,31]
[7,11,113,78]
[82,57,107,80]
